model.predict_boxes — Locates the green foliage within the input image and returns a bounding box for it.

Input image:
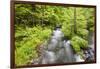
[62,22,73,39]
[77,29,89,39]
[15,26,52,66]
[15,4,95,66]
[71,36,88,53]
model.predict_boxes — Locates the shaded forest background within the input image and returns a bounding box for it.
[15,4,95,66]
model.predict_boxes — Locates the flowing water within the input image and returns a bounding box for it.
[63,40,76,62]
[32,27,95,64]
[38,28,78,64]
[88,31,94,50]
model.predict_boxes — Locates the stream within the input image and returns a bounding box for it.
[31,27,95,64]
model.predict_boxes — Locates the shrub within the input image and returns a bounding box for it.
[71,36,88,53]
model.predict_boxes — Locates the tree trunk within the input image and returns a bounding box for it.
[74,8,77,34]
